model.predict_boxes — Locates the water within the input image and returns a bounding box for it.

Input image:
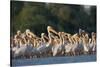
[11,54,96,66]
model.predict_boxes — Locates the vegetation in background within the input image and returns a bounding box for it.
[10,1,96,36]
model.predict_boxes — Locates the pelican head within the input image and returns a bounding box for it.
[41,33,45,37]
[58,32,61,35]
[91,32,94,36]
[91,32,96,39]
[26,29,30,33]
[47,26,52,32]
[25,29,30,34]
[17,30,21,35]
[47,26,52,29]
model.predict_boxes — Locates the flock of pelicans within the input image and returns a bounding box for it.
[11,26,96,59]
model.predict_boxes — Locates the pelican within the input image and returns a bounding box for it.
[64,34,74,56]
[47,26,63,56]
[89,32,96,53]
[51,34,63,56]
[81,32,90,54]
[91,32,96,52]
[47,26,58,36]
[71,33,84,55]
[25,29,40,39]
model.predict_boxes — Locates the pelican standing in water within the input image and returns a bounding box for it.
[81,31,90,54]
[47,26,64,56]
[88,32,96,54]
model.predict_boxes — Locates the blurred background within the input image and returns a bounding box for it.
[10,1,96,36]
